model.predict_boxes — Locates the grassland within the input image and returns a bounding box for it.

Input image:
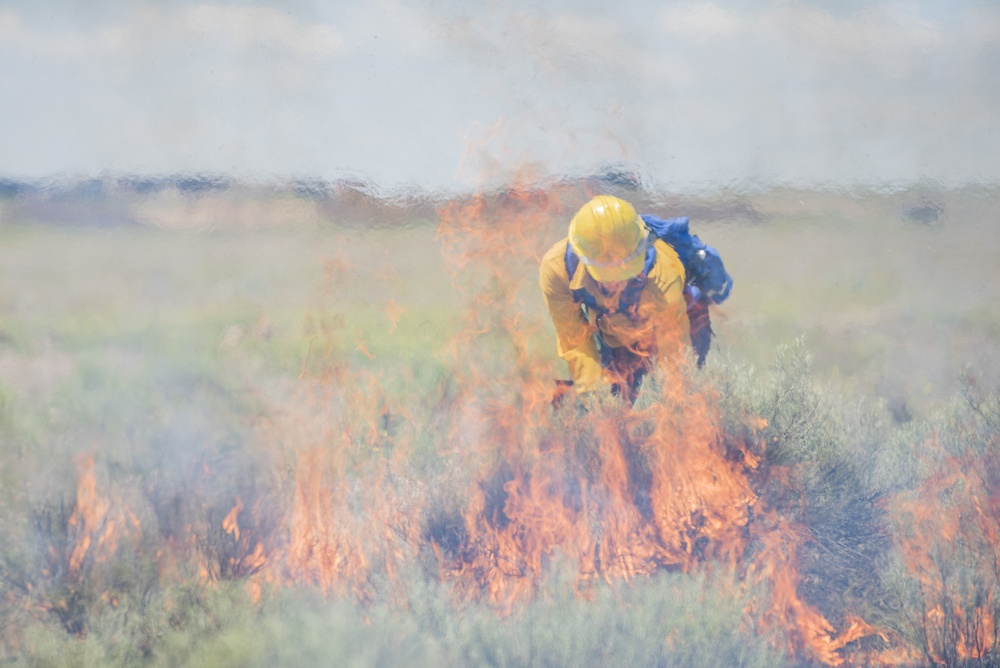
[0,183,998,666]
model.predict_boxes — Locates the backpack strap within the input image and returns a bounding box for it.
[561,216,732,367]
[564,240,656,317]
[564,241,601,312]
[618,244,657,315]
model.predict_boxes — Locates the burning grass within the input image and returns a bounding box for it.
[4,339,998,666]
[1,191,999,666]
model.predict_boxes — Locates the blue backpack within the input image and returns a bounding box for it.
[563,215,733,366]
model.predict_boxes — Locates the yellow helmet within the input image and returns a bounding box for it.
[568,195,648,282]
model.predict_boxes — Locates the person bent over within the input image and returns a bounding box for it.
[540,195,690,404]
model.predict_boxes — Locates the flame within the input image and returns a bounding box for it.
[66,454,139,577]
[253,374,425,605]
[284,446,370,597]
[222,497,244,542]
[46,180,948,664]
[424,180,878,662]
[886,440,999,664]
[750,504,843,664]
[67,455,112,576]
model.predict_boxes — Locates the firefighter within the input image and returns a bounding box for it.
[540,195,691,403]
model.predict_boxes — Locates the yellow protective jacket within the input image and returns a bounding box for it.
[539,237,690,393]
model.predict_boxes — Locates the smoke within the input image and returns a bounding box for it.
[0,1,998,191]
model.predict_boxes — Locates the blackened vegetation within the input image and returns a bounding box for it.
[2,491,147,639]
[717,342,902,655]
[478,464,516,534]
[777,462,896,660]
[19,500,93,637]
[752,379,895,626]
[423,508,470,564]
[198,483,280,583]
[424,462,517,579]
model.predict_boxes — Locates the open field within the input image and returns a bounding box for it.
[0,183,998,666]
[6,182,996,409]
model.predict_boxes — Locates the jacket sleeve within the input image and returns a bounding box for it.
[539,240,603,393]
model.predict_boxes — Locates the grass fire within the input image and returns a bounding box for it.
[0,180,998,666]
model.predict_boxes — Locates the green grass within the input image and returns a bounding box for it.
[6,571,782,668]
[1,190,998,666]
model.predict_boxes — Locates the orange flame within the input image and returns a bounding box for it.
[47,179,925,664]
[67,455,112,575]
[887,440,999,664]
[424,181,878,662]
[222,497,244,543]
[66,454,138,576]
[44,181,1000,667]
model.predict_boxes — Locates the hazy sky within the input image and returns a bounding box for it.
[1,0,998,192]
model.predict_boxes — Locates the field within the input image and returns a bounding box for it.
[0,182,998,666]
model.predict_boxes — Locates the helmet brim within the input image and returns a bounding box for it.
[585,252,647,283]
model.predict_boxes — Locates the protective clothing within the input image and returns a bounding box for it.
[542,198,734,399]
[540,235,689,395]
[567,195,649,283]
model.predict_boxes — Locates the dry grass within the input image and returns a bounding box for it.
[0,184,998,666]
